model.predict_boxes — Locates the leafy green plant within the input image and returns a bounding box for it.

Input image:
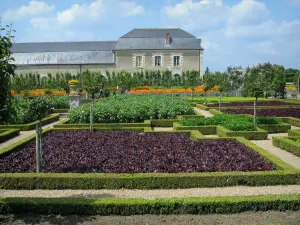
[8,96,54,124]
[68,95,194,123]
[256,116,281,124]
[0,24,16,124]
[180,114,256,131]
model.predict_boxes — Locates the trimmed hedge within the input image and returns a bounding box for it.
[0,129,298,189]
[0,195,299,215]
[209,109,224,115]
[272,136,300,157]
[280,117,300,127]
[0,114,60,131]
[217,126,268,140]
[196,104,208,110]
[148,119,179,127]
[288,129,300,137]
[53,119,151,129]
[173,122,216,135]
[257,123,291,133]
[53,108,69,113]
[0,129,20,143]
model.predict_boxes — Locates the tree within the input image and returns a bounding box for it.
[243,67,264,101]
[29,96,53,172]
[0,23,16,124]
[203,72,216,104]
[227,66,244,96]
[204,67,210,75]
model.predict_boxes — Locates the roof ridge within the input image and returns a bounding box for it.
[133,28,180,30]
[13,40,117,44]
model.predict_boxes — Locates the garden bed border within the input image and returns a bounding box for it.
[0,114,60,131]
[0,129,20,143]
[0,194,299,215]
[272,136,300,157]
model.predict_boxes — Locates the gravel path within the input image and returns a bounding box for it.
[1,185,300,199]
[0,119,63,150]
[194,107,213,117]
[251,133,300,169]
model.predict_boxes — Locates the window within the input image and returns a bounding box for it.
[136,56,143,67]
[154,56,161,67]
[173,56,180,67]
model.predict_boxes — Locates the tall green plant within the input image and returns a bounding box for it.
[0,23,16,124]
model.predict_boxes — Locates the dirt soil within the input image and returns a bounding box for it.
[0,211,300,225]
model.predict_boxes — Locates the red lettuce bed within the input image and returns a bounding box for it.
[208,101,299,107]
[222,108,300,118]
[0,131,275,173]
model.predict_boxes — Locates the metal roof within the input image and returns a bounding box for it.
[11,41,117,53]
[121,28,196,38]
[115,38,203,50]
[13,51,115,65]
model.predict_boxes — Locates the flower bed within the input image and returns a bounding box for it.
[0,131,275,173]
[208,101,298,107]
[222,108,300,119]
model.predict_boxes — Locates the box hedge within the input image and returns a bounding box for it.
[217,126,268,140]
[0,194,299,215]
[257,123,291,133]
[288,130,300,136]
[272,136,300,157]
[0,129,20,143]
[173,122,216,135]
[0,114,60,131]
[280,117,300,127]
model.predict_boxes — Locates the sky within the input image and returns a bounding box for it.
[1,0,300,72]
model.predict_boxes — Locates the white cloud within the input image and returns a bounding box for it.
[30,17,53,30]
[119,2,145,16]
[57,0,104,25]
[228,0,268,25]
[2,0,55,21]
[249,40,279,56]
[161,0,228,31]
[56,0,145,25]
[224,20,300,38]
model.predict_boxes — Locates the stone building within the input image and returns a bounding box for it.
[11,28,204,76]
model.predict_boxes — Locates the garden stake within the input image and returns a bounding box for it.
[253,101,256,125]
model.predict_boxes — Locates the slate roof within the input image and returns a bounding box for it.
[11,41,117,53]
[121,28,196,38]
[115,38,203,50]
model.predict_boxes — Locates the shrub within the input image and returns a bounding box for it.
[8,96,53,124]
[68,95,194,123]
[50,96,69,109]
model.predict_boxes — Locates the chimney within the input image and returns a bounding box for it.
[165,32,170,45]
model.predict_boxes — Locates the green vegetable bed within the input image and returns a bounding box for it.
[68,95,195,123]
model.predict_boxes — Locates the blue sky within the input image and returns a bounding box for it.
[1,0,300,72]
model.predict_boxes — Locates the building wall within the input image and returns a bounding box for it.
[15,49,203,77]
[115,49,201,75]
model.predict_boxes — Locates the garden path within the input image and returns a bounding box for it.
[251,133,300,169]
[193,107,213,117]
[0,119,64,150]
[1,185,300,199]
